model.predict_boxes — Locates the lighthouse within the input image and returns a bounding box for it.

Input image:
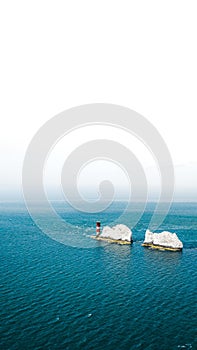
[96,221,101,236]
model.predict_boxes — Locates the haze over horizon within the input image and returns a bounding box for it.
[1,160,196,202]
[1,123,197,202]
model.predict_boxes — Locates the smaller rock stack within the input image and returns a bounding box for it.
[142,229,183,251]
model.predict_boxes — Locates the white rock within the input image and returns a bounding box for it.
[144,230,154,244]
[100,224,132,242]
[144,229,183,249]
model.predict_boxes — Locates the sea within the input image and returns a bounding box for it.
[0,201,196,350]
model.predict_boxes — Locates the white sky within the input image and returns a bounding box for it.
[0,1,197,200]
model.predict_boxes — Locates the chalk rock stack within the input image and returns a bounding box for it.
[143,229,183,251]
[100,224,132,243]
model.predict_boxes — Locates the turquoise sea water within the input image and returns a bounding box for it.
[0,202,197,350]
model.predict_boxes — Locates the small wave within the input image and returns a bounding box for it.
[177,344,192,349]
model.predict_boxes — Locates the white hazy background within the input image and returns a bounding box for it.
[0,1,197,201]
